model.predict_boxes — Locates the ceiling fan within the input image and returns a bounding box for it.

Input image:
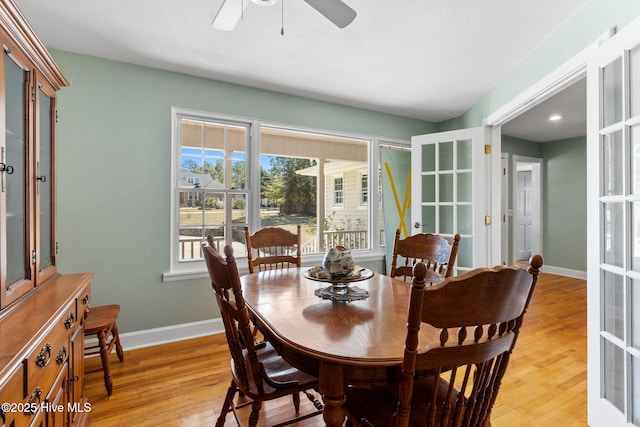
[212,0,357,31]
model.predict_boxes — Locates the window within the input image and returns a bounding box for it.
[170,111,249,273]
[359,173,368,206]
[334,177,344,205]
[168,108,397,279]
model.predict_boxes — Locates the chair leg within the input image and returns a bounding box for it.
[303,390,323,410]
[97,329,113,396]
[216,380,237,427]
[292,392,300,413]
[112,322,124,362]
[249,400,262,427]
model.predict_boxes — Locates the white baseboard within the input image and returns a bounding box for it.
[542,265,586,280]
[118,318,225,351]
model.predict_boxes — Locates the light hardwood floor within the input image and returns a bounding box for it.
[84,272,587,426]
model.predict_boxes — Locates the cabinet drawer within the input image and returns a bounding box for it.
[79,289,91,322]
[25,318,70,395]
[0,363,26,426]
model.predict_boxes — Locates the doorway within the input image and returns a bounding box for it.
[498,77,587,271]
[512,156,542,263]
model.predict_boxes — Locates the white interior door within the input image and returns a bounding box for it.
[516,168,533,260]
[411,127,489,274]
[512,156,543,263]
[586,16,640,427]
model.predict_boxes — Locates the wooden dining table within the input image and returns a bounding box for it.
[240,267,442,426]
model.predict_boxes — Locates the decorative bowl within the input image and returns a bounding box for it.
[322,246,355,278]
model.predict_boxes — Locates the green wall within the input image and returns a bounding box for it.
[51,50,435,333]
[542,137,587,271]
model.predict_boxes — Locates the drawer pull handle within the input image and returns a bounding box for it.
[64,312,75,329]
[35,343,52,367]
[82,294,90,305]
[56,345,68,365]
[24,388,42,415]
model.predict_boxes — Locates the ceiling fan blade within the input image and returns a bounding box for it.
[303,0,356,28]
[211,0,249,31]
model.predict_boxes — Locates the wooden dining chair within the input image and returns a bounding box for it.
[203,243,322,427]
[244,225,302,274]
[344,255,543,427]
[389,229,461,282]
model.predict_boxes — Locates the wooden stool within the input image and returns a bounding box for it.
[84,304,124,396]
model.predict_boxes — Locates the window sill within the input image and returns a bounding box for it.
[163,250,386,282]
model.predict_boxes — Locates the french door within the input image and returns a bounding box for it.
[411,127,491,273]
[586,16,640,427]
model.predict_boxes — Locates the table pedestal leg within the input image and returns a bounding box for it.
[319,361,346,427]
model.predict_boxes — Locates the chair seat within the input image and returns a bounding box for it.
[84,304,123,396]
[234,341,319,399]
[345,376,464,427]
[85,304,120,333]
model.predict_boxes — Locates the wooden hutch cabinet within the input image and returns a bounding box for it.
[0,1,93,426]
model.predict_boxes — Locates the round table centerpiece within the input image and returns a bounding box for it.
[304,246,372,301]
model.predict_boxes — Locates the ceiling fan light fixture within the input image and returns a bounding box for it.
[251,0,279,5]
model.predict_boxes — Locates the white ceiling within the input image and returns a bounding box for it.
[502,77,586,142]
[15,0,588,140]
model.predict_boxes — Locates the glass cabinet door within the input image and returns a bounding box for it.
[36,77,57,282]
[1,48,34,307]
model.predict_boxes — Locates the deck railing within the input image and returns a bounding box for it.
[180,229,370,260]
[300,230,368,254]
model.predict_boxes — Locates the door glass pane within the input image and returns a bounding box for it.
[632,125,640,195]
[634,356,640,425]
[602,201,624,268]
[631,45,640,117]
[602,130,624,196]
[602,270,624,339]
[422,175,435,203]
[457,139,472,169]
[439,205,453,234]
[602,339,625,412]
[4,52,27,286]
[39,89,53,270]
[457,172,472,202]
[457,205,472,235]
[603,57,623,128]
[439,141,453,171]
[633,201,640,272]
[633,279,640,349]
[421,144,435,172]
[457,237,472,269]
[421,206,435,234]
[439,173,453,202]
